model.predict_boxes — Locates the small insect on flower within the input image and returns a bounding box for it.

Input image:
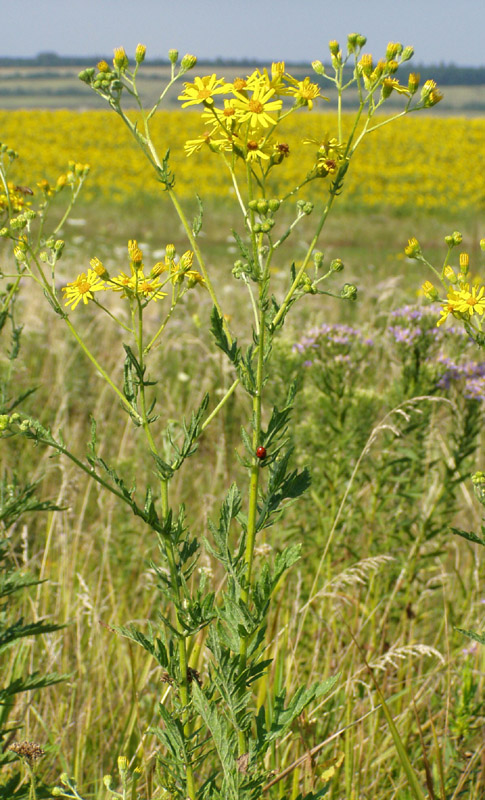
[256,446,267,459]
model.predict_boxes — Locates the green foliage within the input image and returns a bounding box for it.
[1,32,483,800]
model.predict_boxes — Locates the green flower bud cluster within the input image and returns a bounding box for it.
[444,230,463,247]
[248,197,282,234]
[10,215,28,230]
[300,273,317,293]
[341,283,357,300]
[297,200,314,216]
[0,412,20,431]
[471,472,485,506]
[0,141,18,161]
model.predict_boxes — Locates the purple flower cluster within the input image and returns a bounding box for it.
[436,356,485,402]
[388,304,468,345]
[293,323,372,354]
[293,323,374,369]
[293,323,375,370]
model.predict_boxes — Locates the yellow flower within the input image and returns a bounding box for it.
[231,84,282,129]
[287,77,325,110]
[178,75,228,107]
[109,270,166,301]
[453,284,485,316]
[62,269,106,310]
[436,288,460,326]
[232,132,272,162]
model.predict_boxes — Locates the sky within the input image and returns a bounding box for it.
[3,0,485,66]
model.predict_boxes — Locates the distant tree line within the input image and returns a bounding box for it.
[0,53,484,86]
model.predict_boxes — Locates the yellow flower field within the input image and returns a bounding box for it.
[1,109,484,210]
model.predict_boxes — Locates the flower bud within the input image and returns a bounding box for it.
[356,35,367,48]
[422,280,438,300]
[97,60,109,73]
[471,471,485,505]
[341,283,357,300]
[78,68,95,83]
[180,54,197,72]
[313,250,324,268]
[118,756,128,776]
[0,414,9,430]
[452,231,463,245]
[426,88,443,107]
[103,775,113,789]
[347,33,359,53]
[52,789,63,796]
[401,46,414,62]
[480,238,485,251]
[165,243,176,259]
[443,265,457,284]
[381,78,395,99]
[128,239,143,264]
[168,49,179,64]
[113,47,128,70]
[408,72,420,94]
[268,198,281,212]
[256,199,269,215]
[135,44,146,64]
[358,54,373,77]
[0,228,10,237]
[180,250,194,270]
[90,256,109,278]
[311,60,325,76]
[387,59,399,75]
[14,246,26,261]
[404,237,421,257]
[330,257,344,272]
[386,42,401,61]
[459,253,469,274]
[328,40,340,56]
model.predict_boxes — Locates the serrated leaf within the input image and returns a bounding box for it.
[455,627,485,645]
[451,526,485,546]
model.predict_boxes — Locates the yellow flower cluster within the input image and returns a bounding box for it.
[178,63,324,166]
[62,241,203,310]
[1,110,484,210]
[411,237,485,334]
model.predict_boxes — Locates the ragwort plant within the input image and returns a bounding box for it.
[1,36,443,800]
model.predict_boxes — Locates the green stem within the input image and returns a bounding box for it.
[271,187,338,330]
[64,318,142,423]
[133,301,197,800]
[167,187,230,341]
[238,287,266,756]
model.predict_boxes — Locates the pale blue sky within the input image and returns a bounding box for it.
[4,0,485,66]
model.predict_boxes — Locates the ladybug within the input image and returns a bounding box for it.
[256,446,267,459]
